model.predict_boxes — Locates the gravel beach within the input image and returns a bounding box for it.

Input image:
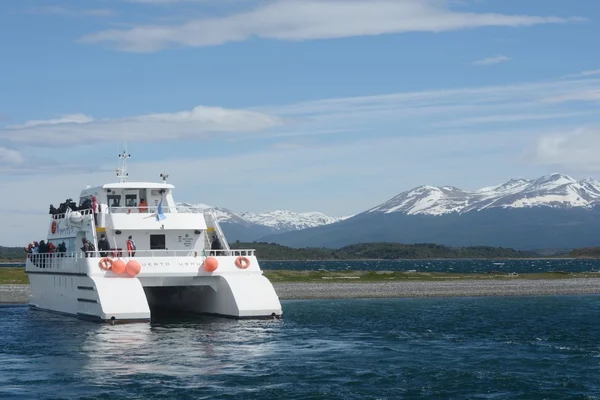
[2,279,600,304]
[273,279,600,300]
[0,285,30,304]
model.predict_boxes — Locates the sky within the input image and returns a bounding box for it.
[1,0,600,246]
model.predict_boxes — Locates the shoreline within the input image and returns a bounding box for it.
[2,256,600,267]
[3,279,600,304]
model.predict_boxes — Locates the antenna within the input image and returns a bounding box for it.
[116,148,130,183]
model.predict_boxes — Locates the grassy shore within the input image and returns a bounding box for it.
[0,268,28,284]
[263,270,600,282]
[2,267,600,285]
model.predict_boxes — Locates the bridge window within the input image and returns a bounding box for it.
[150,234,166,250]
[107,195,121,207]
[125,194,137,207]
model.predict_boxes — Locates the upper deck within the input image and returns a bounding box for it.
[43,151,231,256]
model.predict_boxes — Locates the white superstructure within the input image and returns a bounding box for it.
[25,152,283,323]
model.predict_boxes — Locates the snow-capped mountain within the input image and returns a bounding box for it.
[176,202,348,232]
[368,173,600,216]
[257,173,600,250]
[240,209,345,231]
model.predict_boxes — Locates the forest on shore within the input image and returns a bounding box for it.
[3,242,598,261]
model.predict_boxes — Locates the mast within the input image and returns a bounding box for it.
[116,149,130,183]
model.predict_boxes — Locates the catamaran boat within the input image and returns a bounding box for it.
[25,151,283,323]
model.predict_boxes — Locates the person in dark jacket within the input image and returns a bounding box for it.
[81,238,93,257]
[98,234,111,257]
[210,236,222,255]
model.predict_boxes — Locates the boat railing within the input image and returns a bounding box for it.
[107,206,178,214]
[26,252,85,272]
[25,249,256,265]
[204,249,255,257]
[51,208,94,220]
[89,249,256,258]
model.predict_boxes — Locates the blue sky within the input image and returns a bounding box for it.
[1,0,600,245]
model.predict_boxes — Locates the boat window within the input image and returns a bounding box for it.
[150,234,166,250]
[107,195,121,207]
[125,194,137,207]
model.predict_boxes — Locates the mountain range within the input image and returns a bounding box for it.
[180,173,600,250]
[176,203,352,241]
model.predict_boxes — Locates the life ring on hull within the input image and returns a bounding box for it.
[98,257,113,271]
[235,256,251,269]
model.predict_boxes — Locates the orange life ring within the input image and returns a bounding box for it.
[51,220,57,234]
[98,257,113,271]
[235,256,250,269]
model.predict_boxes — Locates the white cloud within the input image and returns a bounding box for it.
[472,55,511,66]
[79,0,578,52]
[3,72,600,155]
[1,106,282,147]
[0,147,24,166]
[434,112,592,128]
[533,127,600,172]
[8,114,94,129]
[26,6,114,17]
[562,69,600,79]
[3,72,600,151]
[261,74,600,122]
[541,89,600,104]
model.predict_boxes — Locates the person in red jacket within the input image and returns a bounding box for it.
[127,235,136,257]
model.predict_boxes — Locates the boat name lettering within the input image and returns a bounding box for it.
[50,222,75,237]
[141,262,171,267]
[178,262,202,266]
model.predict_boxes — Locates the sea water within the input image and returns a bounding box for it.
[262,258,600,274]
[1,294,600,399]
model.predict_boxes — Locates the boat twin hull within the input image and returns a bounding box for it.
[27,271,283,323]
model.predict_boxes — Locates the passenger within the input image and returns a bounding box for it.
[98,234,111,257]
[211,236,222,255]
[81,238,93,258]
[127,235,136,257]
[38,240,49,268]
[138,198,148,213]
[57,242,66,257]
[92,196,99,225]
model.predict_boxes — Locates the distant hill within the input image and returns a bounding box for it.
[568,247,600,258]
[230,242,538,260]
[0,246,25,261]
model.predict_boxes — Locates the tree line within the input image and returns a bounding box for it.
[2,242,599,261]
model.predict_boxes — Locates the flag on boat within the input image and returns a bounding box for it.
[156,198,167,221]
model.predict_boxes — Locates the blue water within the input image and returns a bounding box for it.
[2,295,600,399]
[262,259,600,274]
[4,258,600,273]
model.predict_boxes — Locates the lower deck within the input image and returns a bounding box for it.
[25,250,283,322]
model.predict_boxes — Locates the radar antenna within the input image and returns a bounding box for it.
[116,149,130,182]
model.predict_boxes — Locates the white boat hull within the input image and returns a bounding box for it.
[26,254,283,323]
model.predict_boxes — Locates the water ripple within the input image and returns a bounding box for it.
[1,295,600,399]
